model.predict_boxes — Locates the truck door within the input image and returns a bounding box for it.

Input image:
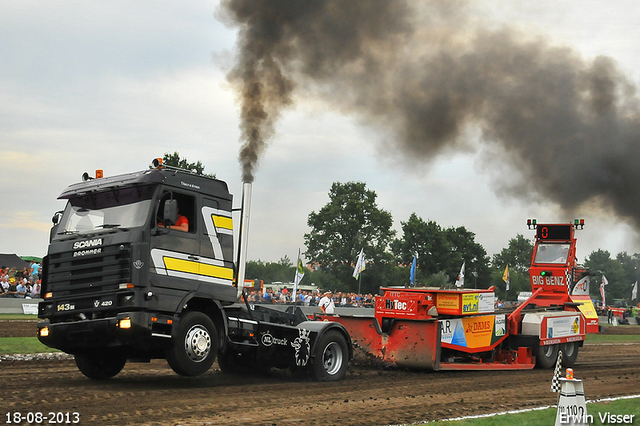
[199,197,235,290]
[150,190,202,290]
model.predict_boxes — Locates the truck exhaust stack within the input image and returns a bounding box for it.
[236,182,252,299]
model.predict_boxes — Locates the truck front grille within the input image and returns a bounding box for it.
[47,244,132,296]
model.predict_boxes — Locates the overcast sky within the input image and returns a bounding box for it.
[2,1,640,269]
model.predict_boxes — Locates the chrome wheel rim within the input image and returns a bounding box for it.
[322,341,343,376]
[185,325,211,362]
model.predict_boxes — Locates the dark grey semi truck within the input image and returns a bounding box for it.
[37,159,351,381]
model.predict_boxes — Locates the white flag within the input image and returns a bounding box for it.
[455,261,465,288]
[353,249,366,279]
[292,249,304,303]
[633,281,638,301]
[600,275,608,307]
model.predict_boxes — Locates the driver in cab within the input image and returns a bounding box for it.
[159,214,188,232]
[158,199,189,232]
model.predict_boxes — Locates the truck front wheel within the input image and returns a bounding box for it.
[75,350,127,380]
[536,343,559,369]
[312,330,348,381]
[166,312,218,376]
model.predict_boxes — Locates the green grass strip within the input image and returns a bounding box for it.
[585,333,640,343]
[0,314,39,320]
[426,396,640,425]
[0,337,60,355]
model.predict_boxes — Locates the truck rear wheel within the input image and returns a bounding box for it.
[312,330,348,381]
[75,350,127,380]
[562,342,579,367]
[536,343,559,369]
[166,312,218,376]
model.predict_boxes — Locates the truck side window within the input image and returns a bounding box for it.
[157,192,196,233]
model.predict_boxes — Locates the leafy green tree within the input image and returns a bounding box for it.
[245,258,295,284]
[304,268,344,293]
[304,182,395,288]
[391,214,490,288]
[492,234,533,274]
[161,152,215,178]
[390,213,448,284]
[427,271,450,288]
[584,249,627,301]
[491,234,534,300]
[616,252,640,297]
[442,226,491,287]
[278,255,293,268]
[354,262,408,294]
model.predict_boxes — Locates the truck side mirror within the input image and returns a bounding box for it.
[163,199,178,226]
[52,211,63,225]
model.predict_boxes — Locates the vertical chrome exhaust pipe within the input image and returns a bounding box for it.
[236,182,252,300]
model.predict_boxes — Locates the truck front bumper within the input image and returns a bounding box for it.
[37,311,175,354]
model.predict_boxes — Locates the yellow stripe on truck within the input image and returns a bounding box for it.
[163,257,233,280]
[212,214,233,230]
[164,257,199,274]
[200,263,234,280]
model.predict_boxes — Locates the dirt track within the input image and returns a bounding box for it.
[2,323,640,426]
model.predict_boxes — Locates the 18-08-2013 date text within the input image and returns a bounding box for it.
[5,412,80,424]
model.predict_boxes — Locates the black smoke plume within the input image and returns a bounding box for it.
[220,0,640,229]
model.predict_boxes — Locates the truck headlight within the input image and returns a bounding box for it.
[118,317,132,329]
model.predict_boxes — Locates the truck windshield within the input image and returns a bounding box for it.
[533,243,571,264]
[58,185,155,234]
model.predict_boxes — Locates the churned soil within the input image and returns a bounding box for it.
[1,323,639,426]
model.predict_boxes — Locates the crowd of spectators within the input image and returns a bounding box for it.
[244,288,376,308]
[244,289,519,310]
[244,288,519,311]
[0,262,42,299]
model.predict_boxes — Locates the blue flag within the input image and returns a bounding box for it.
[410,255,417,285]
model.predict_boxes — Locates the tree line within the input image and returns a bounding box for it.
[248,181,639,302]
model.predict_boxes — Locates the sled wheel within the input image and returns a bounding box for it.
[75,349,127,380]
[562,341,579,367]
[312,330,348,381]
[166,312,218,376]
[537,343,559,369]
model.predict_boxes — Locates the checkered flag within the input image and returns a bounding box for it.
[550,350,563,392]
